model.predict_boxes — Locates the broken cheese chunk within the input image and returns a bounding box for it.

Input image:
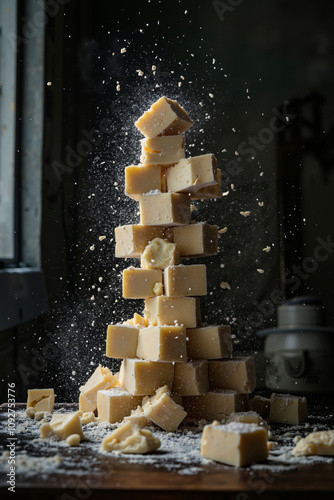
[123,406,151,427]
[140,192,191,226]
[27,389,55,413]
[166,154,217,194]
[80,365,119,411]
[101,421,161,454]
[122,267,163,298]
[186,325,232,360]
[106,324,139,359]
[141,135,185,166]
[201,422,268,467]
[41,412,85,441]
[209,357,256,394]
[135,96,193,138]
[115,225,172,258]
[269,393,308,424]
[97,387,143,423]
[136,325,187,363]
[141,238,180,269]
[79,393,96,414]
[164,264,207,297]
[119,358,174,396]
[142,385,187,432]
[292,430,334,456]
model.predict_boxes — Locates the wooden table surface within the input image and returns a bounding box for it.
[0,402,333,500]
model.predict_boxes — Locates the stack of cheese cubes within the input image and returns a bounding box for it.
[81,97,257,431]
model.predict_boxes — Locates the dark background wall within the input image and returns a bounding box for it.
[1,0,334,402]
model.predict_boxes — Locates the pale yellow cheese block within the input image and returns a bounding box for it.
[166,154,217,194]
[174,360,209,396]
[101,421,161,454]
[79,393,96,414]
[142,385,187,432]
[97,387,143,423]
[183,390,249,421]
[115,225,172,258]
[248,395,270,420]
[269,393,308,424]
[140,135,185,166]
[141,238,180,269]
[201,422,268,467]
[186,325,232,360]
[139,192,191,226]
[173,223,218,257]
[144,296,201,328]
[209,357,257,394]
[41,412,85,441]
[27,389,55,413]
[80,365,119,411]
[122,267,163,299]
[292,430,334,456]
[106,324,139,359]
[136,325,187,363]
[135,96,193,138]
[125,165,162,200]
[164,264,207,297]
[226,411,268,433]
[119,358,174,396]
[191,169,222,199]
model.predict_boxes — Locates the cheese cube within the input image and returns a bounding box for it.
[80,365,119,411]
[173,223,218,257]
[142,386,187,432]
[209,357,256,394]
[226,411,268,433]
[191,169,222,199]
[187,325,232,360]
[79,393,96,414]
[125,165,162,200]
[122,267,163,298]
[140,135,185,166]
[183,390,249,420]
[201,422,268,466]
[144,296,201,328]
[135,96,193,138]
[97,387,143,423]
[115,225,172,258]
[269,393,308,424]
[106,324,139,359]
[164,264,207,297]
[41,412,85,441]
[27,389,55,413]
[141,238,180,269]
[101,421,161,454]
[140,193,191,226]
[136,326,187,362]
[119,358,174,396]
[292,430,334,456]
[166,154,217,194]
[174,360,209,396]
[249,395,270,420]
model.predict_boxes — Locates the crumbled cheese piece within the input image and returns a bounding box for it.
[240,211,251,217]
[257,269,264,274]
[66,434,81,447]
[218,227,227,234]
[263,246,271,252]
[99,235,106,241]
[220,282,231,290]
[121,48,126,53]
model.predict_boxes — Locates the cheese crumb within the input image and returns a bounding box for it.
[99,235,106,241]
[257,269,265,274]
[263,246,271,252]
[258,202,264,207]
[121,48,126,53]
[240,211,251,217]
[218,227,227,234]
[220,282,231,290]
[66,434,81,447]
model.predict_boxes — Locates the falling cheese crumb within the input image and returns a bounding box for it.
[223,191,229,196]
[190,204,198,212]
[136,70,144,76]
[218,227,227,234]
[257,269,265,274]
[258,202,264,207]
[121,48,126,53]
[90,245,95,251]
[263,246,271,252]
[99,236,106,241]
[220,282,231,290]
[240,211,251,217]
